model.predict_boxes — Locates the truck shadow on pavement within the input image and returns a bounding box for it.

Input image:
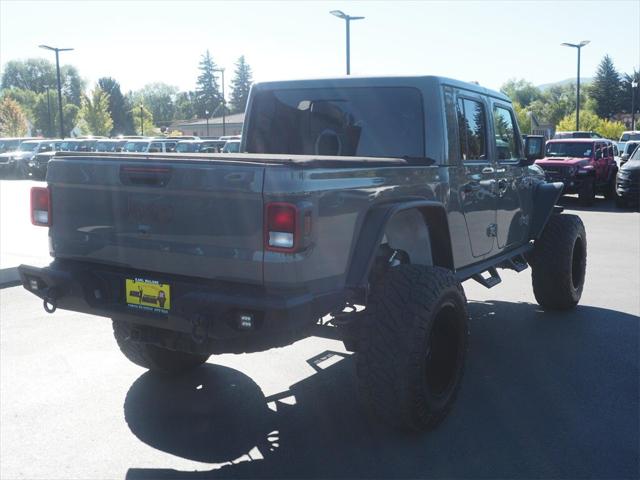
[125,300,639,479]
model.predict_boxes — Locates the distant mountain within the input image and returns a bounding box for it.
[537,77,594,91]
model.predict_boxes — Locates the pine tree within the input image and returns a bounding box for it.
[591,55,622,119]
[78,86,113,136]
[229,55,253,114]
[195,50,221,119]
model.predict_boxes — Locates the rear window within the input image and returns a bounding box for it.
[246,87,424,158]
[621,133,640,141]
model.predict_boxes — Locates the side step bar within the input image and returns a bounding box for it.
[457,245,533,289]
[472,267,502,288]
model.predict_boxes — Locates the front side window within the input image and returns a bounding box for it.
[456,97,486,161]
[246,87,424,158]
[493,106,520,161]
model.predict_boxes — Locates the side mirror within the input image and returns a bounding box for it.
[522,135,545,165]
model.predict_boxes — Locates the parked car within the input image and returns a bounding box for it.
[615,145,640,208]
[19,75,586,432]
[175,139,225,153]
[222,139,241,153]
[535,138,618,205]
[619,141,640,166]
[619,130,640,142]
[0,139,55,178]
[553,131,603,139]
[123,139,177,153]
[94,139,127,152]
[0,137,36,154]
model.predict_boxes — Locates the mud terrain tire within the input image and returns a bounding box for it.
[530,214,587,310]
[113,320,210,374]
[356,265,468,431]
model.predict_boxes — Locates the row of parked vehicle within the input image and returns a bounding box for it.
[528,130,639,209]
[0,135,242,180]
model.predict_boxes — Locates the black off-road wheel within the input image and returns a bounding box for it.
[113,320,210,374]
[356,265,468,431]
[579,179,595,206]
[530,214,587,310]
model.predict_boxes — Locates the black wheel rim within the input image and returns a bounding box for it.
[571,237,585,290]
[425,303,462,397]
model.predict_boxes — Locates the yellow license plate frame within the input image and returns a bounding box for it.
[125,277,171,313]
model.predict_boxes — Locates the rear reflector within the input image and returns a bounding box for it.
[31,187,51,226]
[265,203,297,251]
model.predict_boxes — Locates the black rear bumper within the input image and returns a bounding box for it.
[18,260,347,353]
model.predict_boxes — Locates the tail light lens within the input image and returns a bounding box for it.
[31,187,51,226]
[265,203,297,251]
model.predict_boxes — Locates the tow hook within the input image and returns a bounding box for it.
[43,288,59,314]
[190,314,209,344]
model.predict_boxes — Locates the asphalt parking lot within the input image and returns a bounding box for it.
[0,180,638,479]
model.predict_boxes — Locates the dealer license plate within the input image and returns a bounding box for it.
[125,277,171,314]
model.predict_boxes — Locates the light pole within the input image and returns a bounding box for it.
[43,85,53,137]
[561,40,590,131]
[205,110,210,137]
[140,105,144,136]
[330,10,364,75]
[39,45,73,139]
[632,80,638,130]
[213,68,226,136]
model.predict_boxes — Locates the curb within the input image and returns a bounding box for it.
[0,267,21,289]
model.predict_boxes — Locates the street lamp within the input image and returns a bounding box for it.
[330,10,364,75]
[140,105,144,135]
[632,80,638,130]
[39,45,73,139]
[43,84,53,137]
[561,40,590,131]
[205,110,210,137]
[213,68,226,136]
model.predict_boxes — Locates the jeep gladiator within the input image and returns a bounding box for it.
[19,76,587,431]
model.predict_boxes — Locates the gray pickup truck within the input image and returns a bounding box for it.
[19,76,586,431]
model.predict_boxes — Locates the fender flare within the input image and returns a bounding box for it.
[345,200,454,290]
[529,181,563,240]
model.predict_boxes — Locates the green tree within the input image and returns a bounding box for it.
[130,103,156,135]
[1,58,56,93]
[78,86,113,136]
[0,97,29,136]
[500,79,542,107]
[513,102,531,134]
[98,77,131,135]
[1,59,85,106]
[130,83,177,128]
[195,50,221,118]
[590,55,622,119]
[229,55,253,114]
[556,111,625,140]
[61,65,85,107]
[174,91,197,120]
[619,70,640,115]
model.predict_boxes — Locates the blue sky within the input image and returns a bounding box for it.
[1,0,638,94]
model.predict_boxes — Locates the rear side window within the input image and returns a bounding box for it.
[246,87,424,158]
[456,97,486,161]
[493,105,521,161]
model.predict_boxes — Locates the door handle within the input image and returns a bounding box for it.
[482,167,495,174]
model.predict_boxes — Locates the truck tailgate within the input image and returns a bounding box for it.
[46,155,265,284]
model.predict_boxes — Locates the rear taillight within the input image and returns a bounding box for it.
[265,203,298,251]
[31,187,51,226]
